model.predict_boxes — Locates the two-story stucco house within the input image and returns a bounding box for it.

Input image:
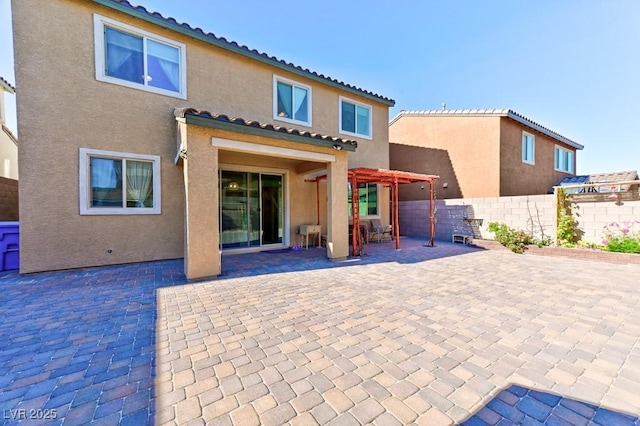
[389,109,584,200]
[12,0,396,279]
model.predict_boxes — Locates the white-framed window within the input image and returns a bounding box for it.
[339,96,372,139]
[79,148,161,215]
[94,14,187,99]
[522,131,535,164]
[555,146,574,173]
[348,183,379,217]
[273,75,312,126]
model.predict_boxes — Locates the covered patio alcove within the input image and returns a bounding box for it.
[311,168,439,256]
[174,108,358,280]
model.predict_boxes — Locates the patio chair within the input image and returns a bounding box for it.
[369,219,392,243]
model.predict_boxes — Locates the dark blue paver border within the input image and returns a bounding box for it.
[461,385,640,426]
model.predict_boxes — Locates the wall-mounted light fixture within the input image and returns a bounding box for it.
[178,149,187,160]
[442,182,449,188]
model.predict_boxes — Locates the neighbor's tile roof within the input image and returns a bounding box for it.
[91,0,394,106]
[0,76,15,94]
[390,109,583,150]
[557,170,638,187]
[174,107,358,150]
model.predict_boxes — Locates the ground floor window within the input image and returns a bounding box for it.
[79,148,161,215]
[348,183,378,217]
[220,169,285,249]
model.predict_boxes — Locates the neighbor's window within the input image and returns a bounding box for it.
[522,131,535,164]
[94,14,186,98]
[273,76,311,126]
[348,183,378,217]
[339,96,372,139]
[79,148,161,215]
[555,146,574,173]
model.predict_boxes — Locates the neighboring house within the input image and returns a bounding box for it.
[556,170,639,195]
[389,109,584,200]
[12,0,395,278]
[0,76,18,180]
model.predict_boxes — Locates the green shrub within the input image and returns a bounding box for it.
[556,189,578,247]
[488,222,538,253]
[602,221,640,254]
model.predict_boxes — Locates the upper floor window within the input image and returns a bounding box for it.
[79,148,161,215]
[522,131,535,164]
[339,97,372,139]
[555,146,574,174]
[273,76,311,126]
[94,14,187,99]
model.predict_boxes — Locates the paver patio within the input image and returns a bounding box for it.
[155,239,640,425]
[1,238,639,425]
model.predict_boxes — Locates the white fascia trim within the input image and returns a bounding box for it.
[94,14,187,99]
[79,147,162,215]
[212,137,335,162]
[272,75,313,127]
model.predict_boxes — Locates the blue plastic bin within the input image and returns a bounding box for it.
[0,221,19,271]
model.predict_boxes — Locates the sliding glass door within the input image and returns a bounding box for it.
[220,170,284,250]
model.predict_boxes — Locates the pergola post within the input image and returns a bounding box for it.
[393,177,400,250]
[429,180,435,247]
[350,172,361,256]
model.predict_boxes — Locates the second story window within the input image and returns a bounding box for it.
[94,14,186,99]
[555,146,574,173]
[273,76,311,126]
[522,131,535,164]
[339,97,372,139]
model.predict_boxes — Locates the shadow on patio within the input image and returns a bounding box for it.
[216,237,483,280]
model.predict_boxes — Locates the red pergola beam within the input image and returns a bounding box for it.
[308,168,439,254]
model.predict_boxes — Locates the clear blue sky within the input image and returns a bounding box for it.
[1,0,638,174]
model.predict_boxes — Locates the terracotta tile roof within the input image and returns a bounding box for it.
[0,76,15,94]
[92,0,394,106]
[174,107,358,150]
[390,109,583,150]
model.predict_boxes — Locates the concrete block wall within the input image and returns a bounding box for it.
[0,176,18,221]
[399,194,556,242]
[572,198,640,244]
[399,194,640,245]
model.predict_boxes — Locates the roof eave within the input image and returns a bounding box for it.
[177,115,357,152]
[0,78,15,94]
[90,0,395,107]
[506,111,584,150]
[390,110,584,150]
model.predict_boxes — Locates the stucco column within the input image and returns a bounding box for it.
[326,154,348,260]
[181,123,220,279]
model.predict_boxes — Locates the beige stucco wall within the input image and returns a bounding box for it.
[13,0,390,273]
[0,129,18,180]
[389,115,501,198]
[499,118,577,196]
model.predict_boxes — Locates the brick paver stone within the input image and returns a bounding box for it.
[4,239,640,425]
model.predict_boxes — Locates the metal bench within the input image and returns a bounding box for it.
[452,234,472,244]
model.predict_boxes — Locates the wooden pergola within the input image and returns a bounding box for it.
[312,168,439,256]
